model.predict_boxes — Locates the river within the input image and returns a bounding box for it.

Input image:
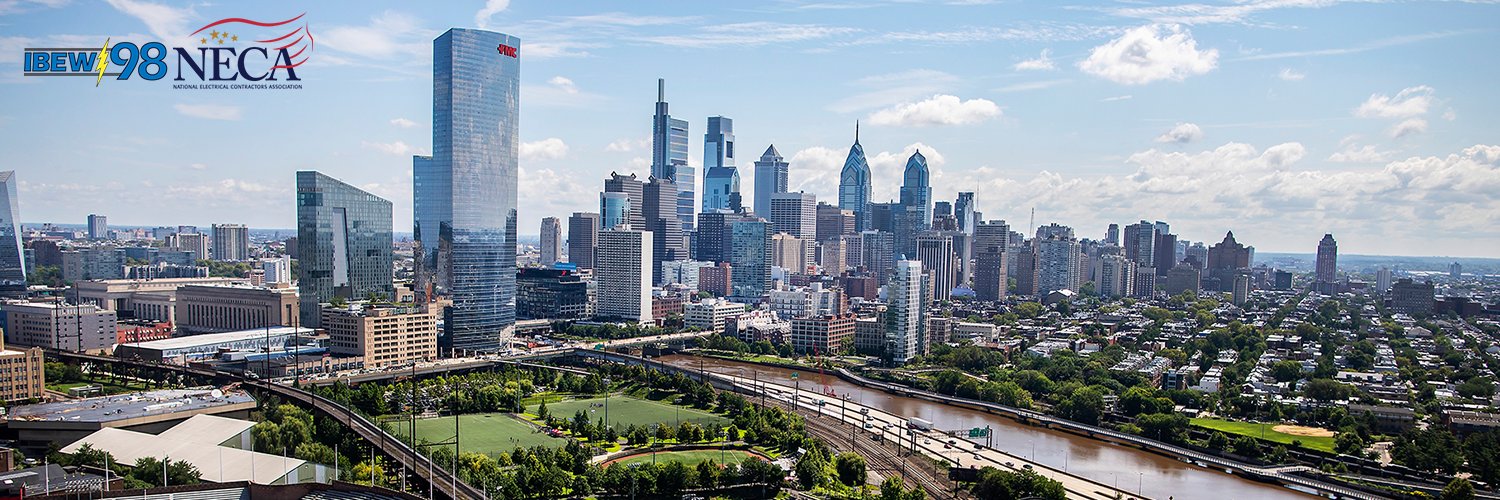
[658,355,1313,500]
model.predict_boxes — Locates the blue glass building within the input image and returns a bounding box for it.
[752,145,788,218]
[838,124,872,231]
[296,171,394,327]
[600,192,631,230]
[729,219,770,300]
[415,28,520,353]
[0,171,24,297]
[899,150,932,232]
[701,116,740,213]
[651,79,694,231]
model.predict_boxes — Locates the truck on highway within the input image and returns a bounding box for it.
[907,417,934,431]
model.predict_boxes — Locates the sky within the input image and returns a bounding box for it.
[0,0,1497,257]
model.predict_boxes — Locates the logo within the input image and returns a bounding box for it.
[497,43,518,58]
[21,13,313,90]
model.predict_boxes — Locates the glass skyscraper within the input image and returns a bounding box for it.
[0,171,25,297]
[701,116,740,213]
[752,145,788,218]
[729,218,770,300]
[651,79,693,230]
[899,150,932,233]
[296,171,394,327]
[415,28,520,353]
[838,123,872,231]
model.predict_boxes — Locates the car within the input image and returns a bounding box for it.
[973,454,982,460]
[943,444,952,449]
[923,440,931,445]
[1022,464,1033,470]
[974,443,983,450]
[1004,461,1014,467]
[864,423,872,429]
[948,439,957,445]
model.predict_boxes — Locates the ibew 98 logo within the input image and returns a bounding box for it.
[22,13,312,89]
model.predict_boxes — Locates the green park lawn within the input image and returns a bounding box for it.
[609,449,759,468]
[1190,418,1338,453]
[532,395,729,429]
[392,413,565,456]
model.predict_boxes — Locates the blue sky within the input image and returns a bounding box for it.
[1,0,1497,256]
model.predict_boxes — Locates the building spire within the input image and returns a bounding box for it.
[855,120,860,145]
[657,78,664,102]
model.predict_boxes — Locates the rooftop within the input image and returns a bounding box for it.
[6,389,255,424]
[119,326,315,351]
[61,414,304,484]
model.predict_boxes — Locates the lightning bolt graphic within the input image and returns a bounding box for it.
[94,37,110,87]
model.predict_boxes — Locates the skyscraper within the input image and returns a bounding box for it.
[567,212,600,270]
[600,192,632,230]
[1105,223,1120,247]
[210,224,249,261]
[1034,224,1080,294]
[954,193,975,234]
[1316,233,1338,293]
[0,171,25,296]
[604,172,646,229]
[1206,232,1251,292]
[644,176,685,284]
[838,123,872,231]
[915,232,956,301]
[1095,253,1135,298]
[539,217,561,265]
[87,214,108,240]
[885,260,926,365]
[296,171,394,327]
[769,192,816,238]
[1153,231,1178,278]
[899,150,932,235]
[729,219,771,300]
[694,210,735,263]
[651,79,694,230]
[753,145,789,218]
[1122,221,1155,267]
[1376,267,1392,293]
[973,220,1009,301]
[860,230,895,279]
[415,28,520,353]
[702,116,741,212]
[815,203,855,241]
[596,228,653,323]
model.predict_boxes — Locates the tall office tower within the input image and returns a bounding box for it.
[1153,232,1178,277]
[753,145,789,218]
[892,205,924,260]
[210,224,249,261]
[1206,232,1252,292]
[651,79,694,230]
[915,232,956,301]
[838,123,872,231]
[0,172,24,296]
[694,210,735,263]
[1105,224,1120,247]
[729,219,771,300]
[885,260,926,365]
[954,192,976,234]
[861,231,894,279]
[899,150,932,235]
[1376,267,1393,293]
[1315,233,1338,292]
[600,192,632,230]
[702,116,741,212]
[566,212,600,269]
[769,192,816,238]
[596,228,653,323]
[815,203,855,241]
[415,28,521,353]
[296,171,395,327]
[604,172,646,229]
[947,230,973,286]
[973,220,1010,301]
[1121,220,1155,267]
[1035,228,1081,295]
[643,176,685,284]
[931,202,957,231]
[87,214,108,240]
[1186,242,1208,269]
[539,217,561,265]
[1094,253,1135,298]
[771,233,814,273]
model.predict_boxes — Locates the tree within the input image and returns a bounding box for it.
[1464,431,1500,485]
[1013,302,1044,319]
[696,460,722,489]
[1057,386,1106,425]
[1440,477,1475,500]
[1270,360,1303,383]
[537,399,549,421]
[834,452,867,487]
[1334,432,1365,455]
[880,476,924,500]
[1207,431,1230,451]
[293,442,337,466]
[795,449,828,490]
[972,467,1065,500]
[1302,378,1352,402]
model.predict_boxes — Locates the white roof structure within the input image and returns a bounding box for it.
[60,414,305,484]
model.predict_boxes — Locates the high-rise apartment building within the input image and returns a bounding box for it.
[643,177,685,284]
[567,212,600,270]
[296,171,394,328]
[1163,262,1200,296]
[2,302,117,353]
[1376,267,1393,293]
[1153,232,1178,277]
[1095,253,1135,298]
[596,228,653,322]
[753,145,789,218]
[729,219,771,301]
[87,214,108,240]
[701,116,741,212]
[861,231,894,279]
[1391,278,1435,315]
[322,303,438,369]
[838,125,872,231]
[1035,227,1081,295]
[1105,223,1120,247]
[210,224,249,261]
[1315,233,1338,293]
[414,28,521,352]
[539,217,561,265]
[915,232,956,301]
[693,210,734,263]
[973,220,1009,301]
[769,192,816,238]
[771,233,814,274]
[651,79,694,231]
[885,260,926,365]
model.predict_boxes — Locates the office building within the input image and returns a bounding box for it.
[174,284,298,334]
[596,228,653,322]
[515,267,589,319]
[701,116,741,212]
[815,203,855,241]
[539,217,561,265]
[415,28,521,352]
[932,202,956,231]
[1122,221,1155,267]
[861,231,894,279]
[1391,278,1435,315]
[1207,232,1252,292]
[603,172,646,229]
[1315,233,1338,293]
[651,79,694,231]
[972,220,1009,301]
[1153,231,1178,277]
[1095,253,1135,298]
[693,210,734,263]
[1105,223,1120,247]
[753,145,789,218]
[643,177,686,284]
[771,233,814,274]
[769,192,816,238]
[684,298,745,334]
[2,302,117,353]
[899,150,932,237]
[322,303,438,368]
[87,214,108,240]
[662,260,714,291]
[769,282,843,321]
[885,260,926,365]
[1013,243,1038,296]
[567,212,601,270]
[295,171,394,328]
[838,124,872,231]
[915,232,956,301]
[892,205,924,259]
[0,335,44,402]
[75,276,244,323]
[1133,269,1158,298]
[699,262,732,297]
[954,192,976,234]
[729,219,772,301]
[210,224,250,261]
[1163,262,1201,296]
[790,314,855,354]
[819,234,858,274]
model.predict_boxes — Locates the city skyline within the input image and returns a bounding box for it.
[2,1,1498,256]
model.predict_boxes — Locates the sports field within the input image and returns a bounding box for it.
[392,413,565,455]
[607,449,760,468]
[532,395,729,429]
[1190,418,1337,453]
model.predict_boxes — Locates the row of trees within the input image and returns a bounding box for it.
[53,443,201,489]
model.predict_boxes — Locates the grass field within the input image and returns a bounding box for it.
[392,413,565,456]
[1190,418,1338,453]
[608,449,760,468]
[533,396,728,429]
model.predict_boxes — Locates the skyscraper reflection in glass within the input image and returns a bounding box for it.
[416,28,520,353]
[296,171,394,328]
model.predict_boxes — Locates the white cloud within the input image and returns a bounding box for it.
[188,163,207,170]
[1014,49,1056,71]
[1277,68,1305,81]
[1389,118,1428,139]
[520,138,569,161]
[173,103,241,121]
[829,69,959,114]
[1328,143,1394,163]
[320,11,430,60]
[361,140,422,157]
[475,0,510,29]
[1356,85,1434,119]
[389,118,417,128]
[1155,122,1204,144]
[1101,95,1133,102]
[547,76,579,94]
[1443,109,1457,121]
[606,137,650,153]
[644,22,857,48]
[522,75,604,107]
[104,0,191,46]
[994,79,1071,93]
[867,94,1001,127]
[1079,24,1218,85]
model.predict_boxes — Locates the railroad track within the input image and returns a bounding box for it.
[794,401,957,500]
